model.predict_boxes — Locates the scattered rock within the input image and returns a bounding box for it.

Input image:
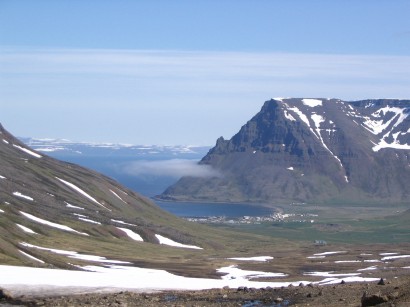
[378,278,385,285]
[274,297,283,303]
[341,280,346,284]
[0,288,12,300]
[361,292,389,307]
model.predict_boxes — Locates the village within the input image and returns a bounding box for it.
[184,212,318,225]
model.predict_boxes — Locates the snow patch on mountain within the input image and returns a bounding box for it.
[155,234,202,250]
[13,192,34,201]
[16,224,38,234]
[56,177,111,211]
[20,211,89,236]
[117,227,144,242]
[20,242,130,264]
[12,144,42,158]
[302,98,322,107]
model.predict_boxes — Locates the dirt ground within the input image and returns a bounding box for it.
[2,275,410,307]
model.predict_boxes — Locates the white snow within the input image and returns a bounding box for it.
[18,250,45,264]
[16,224,38,234]
[304,271,360,278]
[3,139,9,144]
[287,106,311,128]
[65,202,85,210]
[20,242,131,264]
[78,217,101,225]
[283,110,296,121]
[287,167,294,171]
[117,227,144,242]
[20,211,89,236]
[334,260,361,263]
[0,175,6,179]
[13,192,34,201]
[0,209,4,213]
[307,256,325,259]
[12,144,42,158]
[56,177,110,211]
[318,276,379,285]
[155,234,202,250]
[302,98,322,107]
[110,189,127,204]
[313,251,347,256]
[227,256,273,262]
[0,261,382,293]
[381,255,410,261]
[111,219,137,226]
[379,252,398,256]
[357,266,378,271]
[310,113,346,177]
[219,265,286,280]
[364,260,381,263]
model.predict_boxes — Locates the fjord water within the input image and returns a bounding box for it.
[48,155,273,218]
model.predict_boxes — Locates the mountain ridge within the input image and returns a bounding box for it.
[160,98,410,205]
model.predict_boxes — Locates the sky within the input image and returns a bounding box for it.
[1,1,410,145]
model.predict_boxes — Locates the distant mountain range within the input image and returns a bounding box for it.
[160,98,410,205]
[19,137,210,160]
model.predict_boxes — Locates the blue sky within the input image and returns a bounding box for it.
[1,1,410,145]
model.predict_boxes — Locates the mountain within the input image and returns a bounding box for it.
[0,123,222,269]
[160,98,410,205]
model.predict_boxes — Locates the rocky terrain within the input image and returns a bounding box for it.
[2,275,410,306]
[160,98,410,205]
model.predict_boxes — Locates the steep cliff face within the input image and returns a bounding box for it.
[160,98,410,205]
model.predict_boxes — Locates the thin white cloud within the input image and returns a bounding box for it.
[1,48,410,144]
[122,159,221,179]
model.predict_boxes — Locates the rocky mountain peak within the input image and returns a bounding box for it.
[161,98,410,205]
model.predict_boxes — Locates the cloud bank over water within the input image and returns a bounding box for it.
[122,159,221,179]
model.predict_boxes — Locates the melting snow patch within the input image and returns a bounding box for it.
[218,265,286,280]
[13,192,33,201]
[111,219,137,227]
[307,256,326,259]
[302,98,322,107]
[110,190,127,204]
[19,250,45,264]
[0,175,6,179]
[380,252,398,256]
[20,243,130,264]
[155,234,202,250]
[313,251,347,256]
[335,260,361,263]
[304,271,360,278]
[287,167,294,171]
[78,217,101,225]
[117,227,144,242]
[381,255,410,261]
[56,177,110,211]
[12,144,42,158]
[20,211,89,236]
[16,224,38,234]
[364,260,381,263]
[0,209,4,213]
[227,256,273,262]
[318,276,379,285]
[357,266,378,271]
[2,139,9,144]
[65,202,85,210]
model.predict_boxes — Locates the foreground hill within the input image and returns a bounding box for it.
[0,123,226,270]
[160,98,410,205]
